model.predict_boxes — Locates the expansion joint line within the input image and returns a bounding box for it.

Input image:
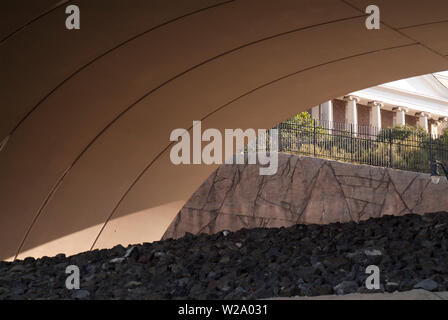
[340,0,448,62]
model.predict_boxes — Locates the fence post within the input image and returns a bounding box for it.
[278,123,282,152]
[429,133,433,169]
[350,123,353,163]
[389,128,393,168]
[313,120,316,157]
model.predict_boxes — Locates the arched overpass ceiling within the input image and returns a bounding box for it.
[0,0,232,141]
[1,0,448,260]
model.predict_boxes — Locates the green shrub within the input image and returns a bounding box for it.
[377,125,427,142]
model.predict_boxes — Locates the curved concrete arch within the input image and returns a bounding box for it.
[14,16,414,259]
[1,0,448,260]
[4,0,363,260]
[16,15,384,258]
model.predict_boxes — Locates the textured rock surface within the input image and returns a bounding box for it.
[163,154,448,240]
[2,212,448,299]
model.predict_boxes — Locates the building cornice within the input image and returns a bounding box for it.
[378,85,448,105]
[350,86,448,117]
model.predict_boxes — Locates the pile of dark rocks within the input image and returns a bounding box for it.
[2,212,448,300]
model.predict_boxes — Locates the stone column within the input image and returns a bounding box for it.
[320,100,333,130]
[311,105,320,121]
[368,101,383,133]
[416,112,429,132]
[344,95,360,135]
[393,107,407,127]
[429,119,440,138]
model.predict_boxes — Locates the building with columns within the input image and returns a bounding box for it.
[309,73,448,138]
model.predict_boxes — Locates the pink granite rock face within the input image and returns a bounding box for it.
[162,154,448,240]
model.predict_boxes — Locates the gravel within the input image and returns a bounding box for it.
[1,211,448,300]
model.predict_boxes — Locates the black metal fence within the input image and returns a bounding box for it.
[265,119,448,174]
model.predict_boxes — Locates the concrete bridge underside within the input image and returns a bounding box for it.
[1,0,448,260]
